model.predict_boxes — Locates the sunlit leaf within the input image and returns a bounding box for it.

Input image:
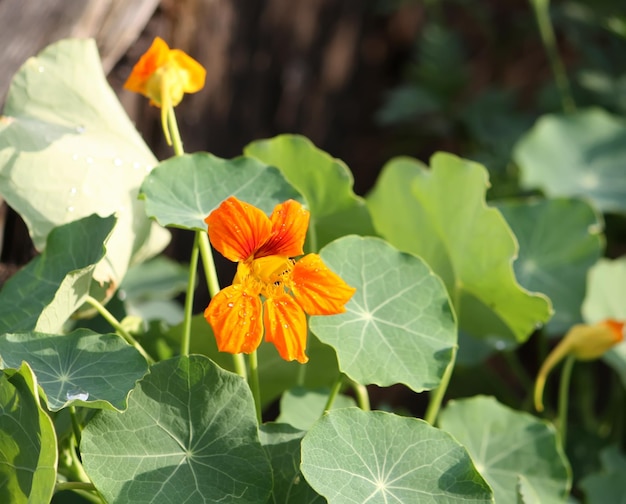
[0,329,148,411]
[367,152,552,345]
[0,362,57,504]
[310,235,456,392]
[301,408,493,504]
[515,108,626,213]
[139,152,301,231]
[81,355,272,503]
[497,198,604,334]
[0,214,115,335]
[0,38,169,291]
[439,396,571,504]
[244,134,375,248]
[277,387,356,431]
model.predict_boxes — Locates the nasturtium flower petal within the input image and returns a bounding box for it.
[264,295,308,363]
[256,199,309,258]
[204,284,263,354]
[170,49,207,94]
[206,197,272,262]
[123,37,169,98]
[291,254,356,315]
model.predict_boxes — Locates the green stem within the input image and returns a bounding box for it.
[425,347,457,425]
[181,232,200,357]
[558,354,576,446]
[530,0,576,113]
[324,374,344,412]
[167,102,184,156]
[84,296,153,364]
[306,218,318,254]
[198,232,221,298]
[350,380,371,411]
[69,406,82,446]
[55,482,97,493]
[248,351,262,423]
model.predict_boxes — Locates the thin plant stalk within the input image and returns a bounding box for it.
[84,296,153,364]
[69,405,82,446]
[181,232,200,356]
[425,347,457,425]
[558,354,576,446]
[248,350,262,422]
[351,380,371,411]
[324,374,344,412]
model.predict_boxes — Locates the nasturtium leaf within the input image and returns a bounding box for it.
[301,408,494,504]
[0,329,148,411]
[0,362,57,504]
[0,38,169,291]
[0,214,115,335]
[81,355,272,504]
[119,255,189,301]
[439,396,571,504]
[581,257,626,388]
[580,446,626,504]
[366,153,552,345]
[277,387,356,431]
[259,423,325,504]
[139,152,301,231]
[497,198,604,335]
[310,235,456,392]
[244,134,375,248]
[514,108,626,213]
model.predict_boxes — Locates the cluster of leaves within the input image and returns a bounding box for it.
[0,19,624,504]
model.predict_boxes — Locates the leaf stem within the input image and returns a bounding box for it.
[55,482,97,493]
[248,350,262,423]
[529,0,576,113]
[166,102,184,156]
[350,379,370,412]
[557,354,575,446]
[197,232,221,298]
[425,347,457,425]
[324,374,344,412]
[181,232,200,356]
[84,296,153,364]
[69,405,82,446]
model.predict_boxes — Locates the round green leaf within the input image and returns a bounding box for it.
[0,38,169,289]
[310,235,456,392]
[581,257,626,388]
[515,108,626,213]
[81,355,272,503]
[259,423,325,504]
[0,329,149,411]
[301,408,493,504]
[0,214,115,335]
[367,152,552,345]
[0,362,57,504]
[497,198,604,335]
[139,152,301,231]
[439,396,571,504]
[244,134,375,247]
[277,387,356,431]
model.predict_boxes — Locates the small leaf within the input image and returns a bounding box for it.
[139,152,301,231]
[120,255,189,301]
[0,362,57,504]
[439,396,571,504]
[0,329,149,411]
[301,408,493,504]
[367,152,552,345]
[81,355,272,503]
[0,214,115,334]
[515,108,626,213]
[244,134,375,247]
[310,236,456,392]
[277,387,356,431]
[259,423,325,504]
[497,198,604,334]
[0,38,169,289]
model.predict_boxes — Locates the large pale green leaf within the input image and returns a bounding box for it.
[515,108,626,213]
[310,235,456,392]
[581,257,626,387]
[0,38,170,291]
[139,153,301,231]
[580,446,626,504]
[367,152,552,345]
[0,362,57,504]
[301,408,494,504]
[81,355,272,503]
[259,423,325,504]
[0,329,148,411]
[0,214,115,335]
[439,396,571,504]
[497,198,604,335]
[277,387,356,431]
[244,134,375,248]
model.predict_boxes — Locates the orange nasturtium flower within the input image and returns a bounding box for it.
[204,196,355,363]
[123,37,206,144]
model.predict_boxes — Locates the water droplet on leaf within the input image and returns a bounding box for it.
[75,125,86,134]
[113,158,123,166]
[66,389,89,401]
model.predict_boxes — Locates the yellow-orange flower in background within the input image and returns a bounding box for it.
[124,37,205,144]
[204,196,355,363]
